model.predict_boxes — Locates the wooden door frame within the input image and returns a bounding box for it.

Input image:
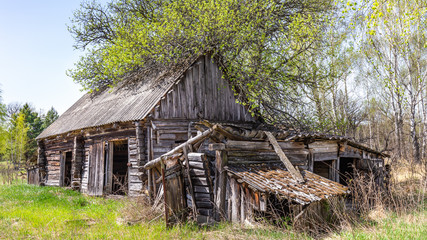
[104,141,114,194]
[59,151,72,187]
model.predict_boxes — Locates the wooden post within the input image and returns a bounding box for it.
[147,126,153,203]
[336,143,341,183]
[240,185,246,223]
[307,146,314,172]
[214,144,227,220]
[264,131,304,183]
[230,177,240,223]
[245,188,253,222]
[161,162,169,227]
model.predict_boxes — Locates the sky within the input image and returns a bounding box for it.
[0,1,99,115]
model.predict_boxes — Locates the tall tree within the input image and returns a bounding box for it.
[356,0,427,162]
[9,104,44,163]
[0,88,8,161]
[42,107,59,129]
[68,0,339,128]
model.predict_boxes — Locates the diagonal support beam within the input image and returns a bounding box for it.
[264,131,304,183]
[144,128,213,169]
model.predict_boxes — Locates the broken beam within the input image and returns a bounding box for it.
[264,131,304,183]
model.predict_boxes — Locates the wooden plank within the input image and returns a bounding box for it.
[191,61,198,119]
[194,186,210,193]
[264,131,304,183]
[95,141,105,196]
[226,140,305,151]
[230,177,240,222]
[240,185,245,223]
[198,57,205,118]
[212,57,218,120]
[87,144,96,195]
[205,55,212,119]
[215,150,228,220]
[186,67,193,118]
[184,177,208,186]
[196,201,212,209]
[188,161,205,169]
[314,152,339,161]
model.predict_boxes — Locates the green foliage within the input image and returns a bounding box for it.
[68,0,339,128]
[7,113,29,164]
[42,107,59,130]
[0,99,59,164]
[0,89,8,160]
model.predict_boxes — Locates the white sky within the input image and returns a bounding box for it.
[0,1,101,115]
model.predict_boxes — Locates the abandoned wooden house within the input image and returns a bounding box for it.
[32,55,387,224]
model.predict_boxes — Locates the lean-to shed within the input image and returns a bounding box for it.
[143,123,387,224]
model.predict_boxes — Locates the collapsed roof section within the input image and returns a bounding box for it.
[225,164,348,205]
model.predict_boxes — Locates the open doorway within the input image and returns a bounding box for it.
[61,151,72,187]
[339,157,355,186]
[313,160,334,180]
[105,140,129,195]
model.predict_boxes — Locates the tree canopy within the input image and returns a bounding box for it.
[68,0,339,128]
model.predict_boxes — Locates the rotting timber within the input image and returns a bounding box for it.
[143,123,387,226]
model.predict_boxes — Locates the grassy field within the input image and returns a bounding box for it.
[0,184,425,239]
[0,184,306,239]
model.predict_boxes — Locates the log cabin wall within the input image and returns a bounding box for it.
[128,136,143,196]
[37,140,47,183]
[224,140,309,169]
[149,120,201,159]
[43,137,74,186]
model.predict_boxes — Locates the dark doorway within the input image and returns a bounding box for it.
[105,140,129,195]
[63,151,72,187]
[313,160,334,180]
[339,158,355,186]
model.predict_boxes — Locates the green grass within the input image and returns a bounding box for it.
[335,209,427,240]
[0,184,302,239]
[0,184,425,239]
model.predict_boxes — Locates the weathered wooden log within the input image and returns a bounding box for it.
[230,177,240,222]
[187,161,205,169]
[264,131,304,183]
[183,145,197,218]
[194,186,210,193]
[215,150,228,220]
[196,201,213,209]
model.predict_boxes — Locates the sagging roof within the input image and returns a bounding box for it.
[37,59,195,139]
[225,164,349,205]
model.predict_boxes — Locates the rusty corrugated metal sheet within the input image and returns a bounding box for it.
[225,164,348,205]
